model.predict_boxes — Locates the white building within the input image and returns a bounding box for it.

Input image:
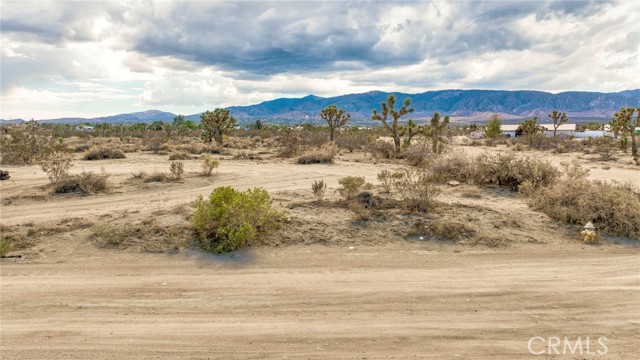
[500,124,576,137]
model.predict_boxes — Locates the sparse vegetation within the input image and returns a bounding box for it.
[40,151,74,184]
[200,108,237,145]
[390,168,440,212]
[338,176,372,199]
[169,161,184,180]
[297,144,337,164]
[525,162,640,239]
[311,180,327,200]
[0,169,10,180]
[0,235,12,257]
[348,200,373,221]
[84,147,126,160]
[168,152,192,160]
[54,171,110,194]
[0,122,69,165]
[201,155,219,176]
[193,187,286,253]
[377,169,394,193]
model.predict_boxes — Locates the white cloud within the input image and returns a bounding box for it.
[1,0,638,119]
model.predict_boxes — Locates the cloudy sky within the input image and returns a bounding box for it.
[1,0,639,119]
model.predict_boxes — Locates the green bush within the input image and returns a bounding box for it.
[193,187,285,253]
[338,176,371,199]
[0,235,12,257]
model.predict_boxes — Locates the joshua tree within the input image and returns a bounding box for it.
[399,119,423,147]
[371,94,414,157]
[320,105,351,141]
[518,116,544,145]
[614,107,639,160]
[548,110,569,137]
[428,112,450,153]
[485,114,502,138]
[200,108,236,145]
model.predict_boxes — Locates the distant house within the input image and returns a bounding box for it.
[76,125,94,131]
[500,123,577,137]
[539,124,576,137]
[635,127,640,134]
[500,125,519,138]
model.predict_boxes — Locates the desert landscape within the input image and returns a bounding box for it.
[1,121,639,359]
[2,0,640,358]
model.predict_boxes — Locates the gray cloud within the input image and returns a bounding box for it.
[1,0,638,118]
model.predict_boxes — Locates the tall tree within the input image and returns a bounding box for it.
[428,112,450,153]
[614,107,639,160]
[200,109,236,145]
[371,94,414,157]
[320,105,351,141]
[548,110,569,137]
[485,114,502,138]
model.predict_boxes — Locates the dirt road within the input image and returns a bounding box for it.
[2,243,638,359]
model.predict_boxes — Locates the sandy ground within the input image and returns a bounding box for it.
[1,242,638,359]
[1,147,639,358]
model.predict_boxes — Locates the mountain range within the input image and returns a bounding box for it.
[3,89,639,126]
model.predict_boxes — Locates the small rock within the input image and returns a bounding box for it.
[446,180,460,187]
[348,246,356,250]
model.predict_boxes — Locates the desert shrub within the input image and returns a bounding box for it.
[0,235,11,257]
[277,131,302,158]
[201,155,219,176]
[192,187,285,253]
[338,176,371,199]
[0,123,68,165]
[84,147,126,160]
[525,165,640,239]
[144,133,170,153]
[40,151,74,184]
[426,152,474,183]
[348,200,373,221]
[0,169,10,180]
[169,161,184,180]
[91,220,192,251]
[426,220,476,241]
[366,139,395,160]
[595,143,615,161]
[471,153,559,191]
[54,172,109,194]
[168,152,192,160]
[391,168,440,212]
[131,170,147,180]
[403,141,433,166]
[336,133,370,152]
[74,144,91,153]
[377,169,394,193]
[144,172,168,183]
[311,179,327,200]
[297,151,334,164]
[177,142,211,155]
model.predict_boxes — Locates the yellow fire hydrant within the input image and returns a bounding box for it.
[581,222,597,244]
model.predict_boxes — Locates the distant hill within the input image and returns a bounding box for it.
[3,89,639,126]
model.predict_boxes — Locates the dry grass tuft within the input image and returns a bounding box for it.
[54,172,109,194]
[84,147,126,160]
